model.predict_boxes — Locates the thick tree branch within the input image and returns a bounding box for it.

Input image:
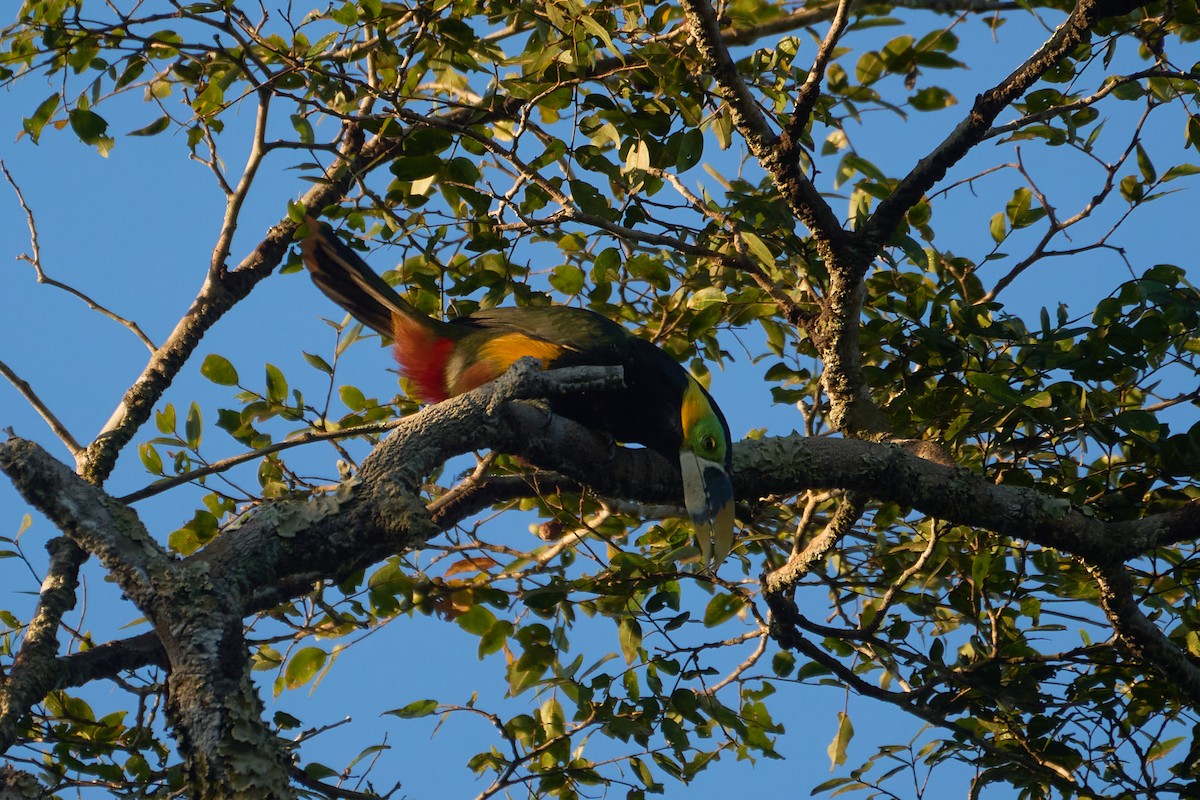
[736,434,1200,562]
[4,418,1193,705]
[805,268,894,438]
[680,0,890,440]
[53,630,168,690]
[0,437,171,596]
[0,536,84,752]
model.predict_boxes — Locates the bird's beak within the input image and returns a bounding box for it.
[680,453,735,570]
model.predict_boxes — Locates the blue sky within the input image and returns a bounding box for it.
[2,5,1199,797]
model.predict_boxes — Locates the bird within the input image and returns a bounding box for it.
[300,218,736,568]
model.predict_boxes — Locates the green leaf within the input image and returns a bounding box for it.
[842,154,888,183]
[1115,409,1159,440]
[290,113,314,144]
[910,87,956,111]
[340,384,366,411]
[989,212,1006,243]
[577,13,617,53]
[1147,736,1183,762]
[712,106,732,150]
[1006,187,1045,228]
[168,526,200,556]
[1163,163,1200,181]
[128,116,170,137]
[283,647,327,691]
[855,51,885,85]
[286,199,307,223]
[390,155,443,180]
[971,549,992,590]
[827,711,854,769]
[385,699,439,719]
[618,618,642,665]
[457,605,497,636]
[156,404,177,435]
[549,264,585,295]
[1120,174,1144,202]
[703,593,745,627]
[303,352,333,375]
[965,371,1022,403]
[138,443,163,475]
[1135,143,1156,183]
[330,1,359,25]
[200,354,239,386]
[478,620,512,659]
[23,93,60,143]
[741,232,774,267]
[570,180,615,220]
[265,364,288,404]
[68,108,114,155]
[185,402,202,450]
[676,129,704,171]
[688,286,726,310]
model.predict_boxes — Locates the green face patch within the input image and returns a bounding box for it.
[681,378,728,464]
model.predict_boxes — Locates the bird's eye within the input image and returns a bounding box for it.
[702,434,717,452]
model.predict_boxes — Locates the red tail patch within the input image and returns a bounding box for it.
[391,313,453,403]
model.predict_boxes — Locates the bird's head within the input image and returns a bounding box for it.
[678,377,735,570]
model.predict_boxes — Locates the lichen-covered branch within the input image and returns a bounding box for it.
[4,415,1196,721]
[762,492,865,595]
[735,434,1200,562]
[0,536,84,752]
[0,437,171,593]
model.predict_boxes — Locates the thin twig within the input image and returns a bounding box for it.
[0,359,83,457]
[985,69,1199,139]
[980,102,1151,304]
[1,160,157,352]
[118,418,404,504]
[209,90,272,277]
[786,0,853,144]
[705,629,769,694]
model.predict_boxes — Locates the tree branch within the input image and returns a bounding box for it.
[0,437,171,594]
[1,160,157,353]
[679,0,845,242]
[861,0,1151,250]
[1090,560,1200,704]
[762,491,865,594]
[76,122,386,485]
[5,413,1192,703]
[0,359,82,457]
[0,536,85,752]
[784,0,853,152]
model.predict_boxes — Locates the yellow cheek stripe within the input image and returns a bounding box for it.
[681,378,709,438]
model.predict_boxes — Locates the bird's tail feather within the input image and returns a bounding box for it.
[301,218,433,339]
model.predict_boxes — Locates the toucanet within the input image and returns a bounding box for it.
[301,219,736,568]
